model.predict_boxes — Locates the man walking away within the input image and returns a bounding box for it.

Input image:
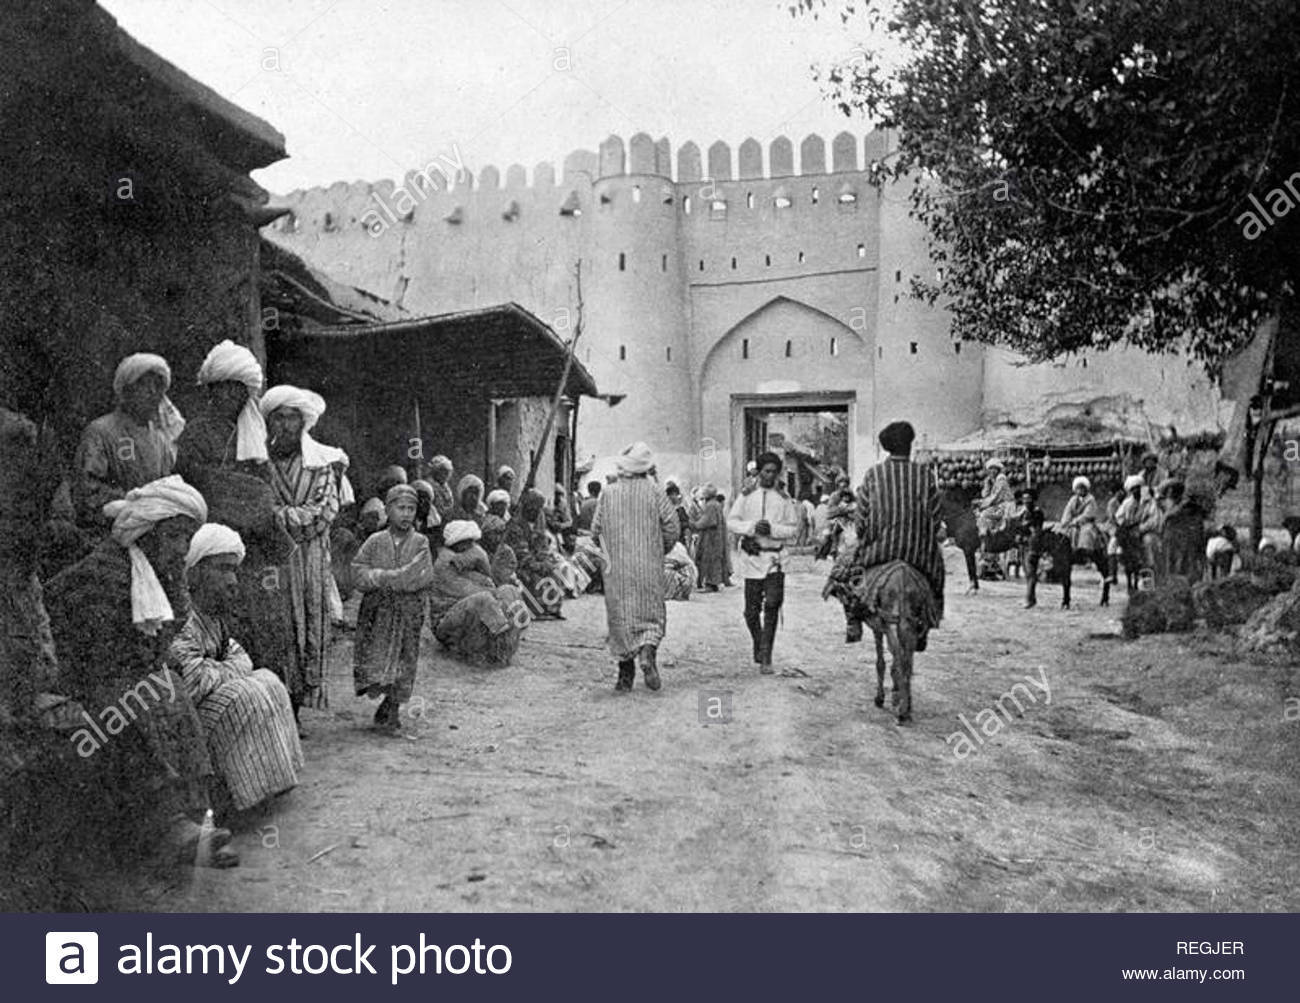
[727,452,798,673]
[592,442,679,692]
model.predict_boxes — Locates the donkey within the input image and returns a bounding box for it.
[1027,525,1115,607]
[826,560,934,724]
[939,486,1023,592]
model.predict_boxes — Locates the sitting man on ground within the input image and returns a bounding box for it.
[43,475,238,868]
[824,421,944,651]
[169,523,304,813]
[428,520,529,666]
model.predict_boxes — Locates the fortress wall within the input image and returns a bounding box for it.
[578,137,695,471]
[263,128,1215,486]
[872,175,984,455]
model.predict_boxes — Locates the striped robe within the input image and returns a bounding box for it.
[831,457,945,605]
[169,610,303,811]
[592,476,679,659]
[268,453,340,708]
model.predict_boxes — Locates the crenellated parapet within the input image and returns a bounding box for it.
[268,128,900,239]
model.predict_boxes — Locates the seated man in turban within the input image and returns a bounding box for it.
[495,465,517,500]
[43,475,237,868]
[504,488,566,618]
[170,524,303,812]
[260,385,350,714]
[73,353,185,535]
[480,505,521,588]
[427,456,456,523]
[824,421,944,651]
[428,520,528,666]
[448,473,487,524]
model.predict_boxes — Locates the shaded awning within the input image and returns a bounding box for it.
[267,303,599,401]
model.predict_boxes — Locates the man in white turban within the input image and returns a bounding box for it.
[190,339,269,463]
[1059,475,1102,552]
[495,465,517,499]
[594,442,679,691]
[427,518,528,668]
[258,385,349,714]
[73,352,186,533]
[176,347,298,729]
[171,524,303,812]
[1114,472,1159,579]
[43,475,238,868]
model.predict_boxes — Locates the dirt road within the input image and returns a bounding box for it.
[161,549,1300,912]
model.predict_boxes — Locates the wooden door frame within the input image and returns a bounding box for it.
[729,390,856,496]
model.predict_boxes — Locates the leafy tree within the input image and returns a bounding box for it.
[795,0,1299,372]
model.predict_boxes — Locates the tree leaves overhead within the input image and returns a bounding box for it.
[796,0,1299,372]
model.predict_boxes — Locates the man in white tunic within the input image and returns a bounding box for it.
[727,452,799,673]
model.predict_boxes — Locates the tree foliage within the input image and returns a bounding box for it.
[795,0,1300,371]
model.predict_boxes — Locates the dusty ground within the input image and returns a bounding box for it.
[149,547,1299,912]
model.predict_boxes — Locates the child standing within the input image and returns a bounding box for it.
[352,484,434,733]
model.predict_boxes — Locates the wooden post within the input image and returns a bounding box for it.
[1252,414,1275,551]
[525,260,583,492]
[247,231,266,368]
[485,399,497,486]
[411,395,423,481]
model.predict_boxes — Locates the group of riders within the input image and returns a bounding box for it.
[824,435,1209,643]
[970,450,1207,603]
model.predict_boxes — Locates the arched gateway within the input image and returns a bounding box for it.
[698,297,871,495]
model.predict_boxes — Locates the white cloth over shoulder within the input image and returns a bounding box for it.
[197,340,269,462]
[260,384,351,471]
[103,474,208,635]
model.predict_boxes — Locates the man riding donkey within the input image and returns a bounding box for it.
[974,457,1015,577]
[823,422,944,721]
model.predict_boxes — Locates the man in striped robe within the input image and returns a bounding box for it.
[827,421,945,650]
[592,442,679,692]
[260,386,348,713]
[170,524,303,812]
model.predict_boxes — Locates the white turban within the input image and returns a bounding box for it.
[1072,476,1090,491]
[1124,474,1145,491]
[443,519,481,547]
[486,489,511,508]
[185,522,246,571]
[497,465,516,480]
[197,340,268,463]
[260,384,349,471]
[616,441,655,476]
[102,475,208,635]
[985,458,1004,470]
[1260,538,1278,553]
[113,352,185,444]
